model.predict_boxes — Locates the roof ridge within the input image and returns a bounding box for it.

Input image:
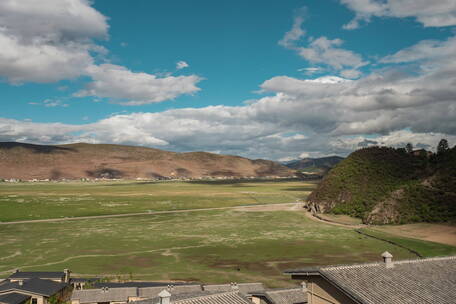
[173,291,238,303]
[321,255,456,271]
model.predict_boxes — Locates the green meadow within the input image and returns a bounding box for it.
[0,180,315,222]
[1,180,455,287]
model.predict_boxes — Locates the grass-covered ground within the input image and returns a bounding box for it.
[1,180,455,287]
[3,208,453,287]
[0,180,315,222]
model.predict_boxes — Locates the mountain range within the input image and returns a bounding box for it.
[0,142,294,180]
[282,156,344,175]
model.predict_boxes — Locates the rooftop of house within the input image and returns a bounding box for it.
[8,272,64,280]
[71,282,265,304]
[93,282,199,288]
[202,283,264,294]
[0,293,31,304]
[285,254,456,304]
[0,278,68,297]
[248,288,307,304]
[72,287,138,303]
[135,291,251,304]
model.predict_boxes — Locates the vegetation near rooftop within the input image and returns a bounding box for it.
[308,143,456,224]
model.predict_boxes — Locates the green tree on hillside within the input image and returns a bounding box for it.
[406,143,413,153]
[437,139,449,154]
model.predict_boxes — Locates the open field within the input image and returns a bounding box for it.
[0,180,315,222]
[1,208,456,286]
[371,223,456,247]
[1,180,455,287]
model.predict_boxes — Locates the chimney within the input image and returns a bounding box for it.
[18,280,23,286]
[382,251,393,268]
[158,289,171,304]
[301,281,307,292]
[64,269,71,283]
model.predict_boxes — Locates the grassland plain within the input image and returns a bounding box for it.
[1,180,455,287]
[0,180,316,222]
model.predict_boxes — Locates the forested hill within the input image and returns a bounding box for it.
[307,146,456,224]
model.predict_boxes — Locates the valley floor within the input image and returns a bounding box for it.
[0,180,455,286]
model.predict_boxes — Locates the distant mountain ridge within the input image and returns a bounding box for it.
[0,142,295,180]
[283,156,344,175]
[307,146,456,224]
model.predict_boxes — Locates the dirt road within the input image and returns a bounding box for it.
[0,202,301,225]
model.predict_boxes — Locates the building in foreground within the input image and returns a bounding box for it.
[71,282,307,304]
[285,252,456,304]
[0,278,70,304]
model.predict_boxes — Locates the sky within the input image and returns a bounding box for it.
[1,0,456,161]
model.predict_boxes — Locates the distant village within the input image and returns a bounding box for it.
[0,175,299,184]
[1,253,455,304]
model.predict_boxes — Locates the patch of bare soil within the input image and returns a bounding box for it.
[374,223,456,246]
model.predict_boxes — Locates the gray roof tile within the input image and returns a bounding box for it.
[0,278,68,297]
[0,293,31,304]
[250,288,307,304]
[287,255,456,304]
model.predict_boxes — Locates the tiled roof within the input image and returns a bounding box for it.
[202,283,264,294]
[139,285,202,299]
[0,278,68,297]
[134,291,251,304]
[71,287,137,303]
[8,272,64,280]
[0,293,31,304]
[174,291,251,304]
[250,288,307,304]
[93,282,198,288]
[286,255,456,304]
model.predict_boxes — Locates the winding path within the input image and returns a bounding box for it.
[0,202,299,225]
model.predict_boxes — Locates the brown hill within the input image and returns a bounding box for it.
[0,142,295,180]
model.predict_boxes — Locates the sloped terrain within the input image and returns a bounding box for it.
[283,156,344,174]
[0,142,294,180]
[307,146,456,224]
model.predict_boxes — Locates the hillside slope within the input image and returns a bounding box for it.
[283,156,343,174]
[307,146,456,224]
[0,142,295,180]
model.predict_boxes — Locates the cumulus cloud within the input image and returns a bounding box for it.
[0,1,202,104]
[75,64,202,105]
[341,0,456,29]
[0,0,107,83]
[3,49,456,160]
[280,10,367,77]
[176,61,189,70]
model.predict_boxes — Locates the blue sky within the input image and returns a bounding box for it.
[1,0,456,160]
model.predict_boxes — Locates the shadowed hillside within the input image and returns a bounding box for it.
[307,146,456,224]
[0,142,295,180]
[283,156,344,175]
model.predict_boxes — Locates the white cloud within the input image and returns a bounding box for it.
[280,11,367,77]
[75,64,203,105]
[29,99,69,108]
[279,11,306,48]
[0,0,108,83]
[341,0,456,29]
[298,67,322,75]
[0,1,201,105]
[176,61,189,70]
